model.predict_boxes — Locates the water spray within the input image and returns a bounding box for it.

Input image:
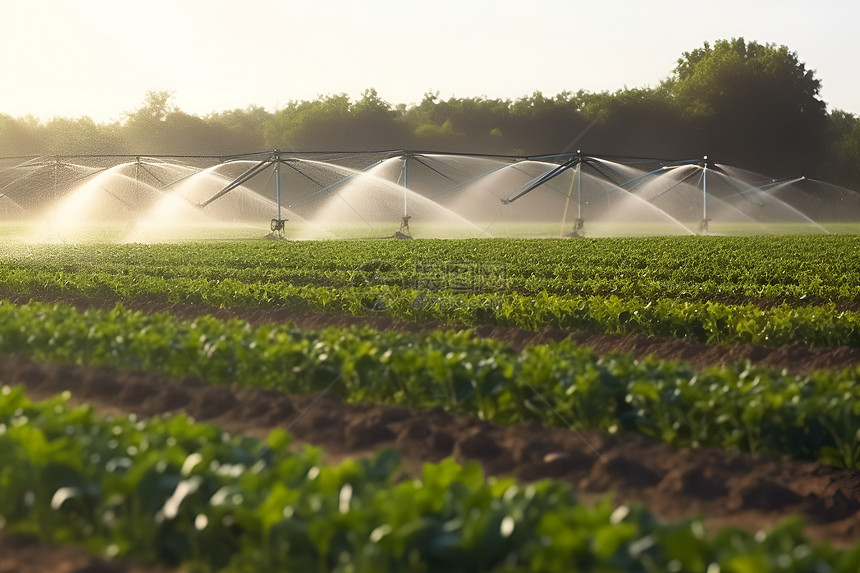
[4,150,850,240]
[134,157,141,201]
[53,158,60,202]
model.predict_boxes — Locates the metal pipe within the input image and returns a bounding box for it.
[503,154,579,204]
[275,154,282,221]
[576,158,582,220]
[403,153,409,216]
[702,156,708,221]
[201,156,272,207]
[134,156,141,197]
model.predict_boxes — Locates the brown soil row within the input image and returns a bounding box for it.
[6,292,860,374]
[5,353,860,551]
[0,533,169,573]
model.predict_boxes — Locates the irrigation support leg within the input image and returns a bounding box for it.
[560,153,585,238]
[403,153,409,217]
[576,159,582,221]
[395,215,413,240]
[574,158,584,237]
[275,157,282,221]
[392,153,413,239]
[270,153,288,238]
[134,156,141,196]
[699,156,710,234]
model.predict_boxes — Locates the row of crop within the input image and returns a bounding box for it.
[2,235,859,304]
[1,300,859,467]
[2,263,859,347]
[2,386,859,572]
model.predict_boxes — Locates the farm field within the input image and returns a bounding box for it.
[2,235,860,571]
[2,236,860,344]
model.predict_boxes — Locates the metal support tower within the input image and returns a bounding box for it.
[699,156,710,234]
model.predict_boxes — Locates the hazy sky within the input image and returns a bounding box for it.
[2,0,858,122]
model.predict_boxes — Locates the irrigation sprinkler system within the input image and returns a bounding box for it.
[0,149,855,240]
[499,151,716,237]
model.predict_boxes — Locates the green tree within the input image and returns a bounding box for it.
[404,91,466,150]
[125,89,177,124]
[506,91,591,155]
[577,87,691,158]
[122,90,179,152]
[404,93,512,153]
[264,93,352,150]
[264,90,409,151]
[205,105,271,154]
[824,110,860,187]
[42,116,124,154]
[349,88,410,149]
[0,114,44,156]
[665,38,827,175]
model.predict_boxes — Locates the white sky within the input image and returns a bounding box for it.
[1,0,857,123]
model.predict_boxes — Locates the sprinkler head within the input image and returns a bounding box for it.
[700,156,717,169]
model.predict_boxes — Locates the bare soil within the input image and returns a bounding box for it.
[0,533,169,573]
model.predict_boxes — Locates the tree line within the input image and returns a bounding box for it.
[2,38,859,188]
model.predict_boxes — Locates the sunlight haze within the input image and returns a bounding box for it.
[2,0,858,122]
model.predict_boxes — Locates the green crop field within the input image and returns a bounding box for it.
[5,387,860,572]
[1,236,859,346]
[2,234,860,571]
[0,300,859,467]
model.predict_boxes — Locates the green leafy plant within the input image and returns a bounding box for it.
[2,387,859,572]
[2,300,860,467]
